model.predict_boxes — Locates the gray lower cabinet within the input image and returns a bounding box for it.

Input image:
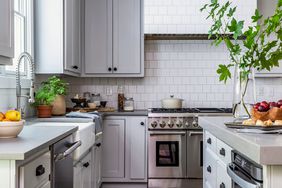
[0,0,14,65]
[84,0,144,77]
[74,151,93,188]
[35,0,81,76]
[102,116,147,187]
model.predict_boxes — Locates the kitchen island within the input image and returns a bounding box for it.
[0,124,78,188]
[199,116,282,188]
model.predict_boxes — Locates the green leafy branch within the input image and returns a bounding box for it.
[201,0,282,83]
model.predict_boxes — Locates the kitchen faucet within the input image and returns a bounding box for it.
[16,52,35,116]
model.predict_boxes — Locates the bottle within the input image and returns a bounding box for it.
[117,86,125,111]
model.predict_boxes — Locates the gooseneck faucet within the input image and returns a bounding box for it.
[16,52,35,113]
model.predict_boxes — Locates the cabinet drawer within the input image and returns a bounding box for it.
[216,139,232,165]
[19,151,51,188]
[216,160,232,188]
[204,131,217,153]
[204,148,217,188]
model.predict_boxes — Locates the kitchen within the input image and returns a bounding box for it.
[0,0,281,188]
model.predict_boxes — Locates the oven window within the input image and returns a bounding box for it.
[156,141,179,167]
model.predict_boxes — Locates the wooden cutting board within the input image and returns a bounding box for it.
[67,107,116,113]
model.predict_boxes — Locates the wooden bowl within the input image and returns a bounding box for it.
[0,120,25,138]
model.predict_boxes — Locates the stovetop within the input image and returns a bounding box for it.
[149,108,232,114]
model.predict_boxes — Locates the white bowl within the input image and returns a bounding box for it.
[0,120,25,138]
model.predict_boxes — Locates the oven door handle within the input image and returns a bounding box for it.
[188,131,203,136]
[150,131,186,136]
[227,163,261,188]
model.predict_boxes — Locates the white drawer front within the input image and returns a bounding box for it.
[205,131,217,153]
[216,138,232,165]
[204,148,217,188]
[216,160,232,188]
[19,151,51,188]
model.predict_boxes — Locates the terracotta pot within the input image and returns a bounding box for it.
[52,95,66,116]
[37,105,53,118]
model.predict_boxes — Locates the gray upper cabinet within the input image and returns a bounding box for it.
[84,0,144,77]
[35,0,81,76]
[0,0,14,65]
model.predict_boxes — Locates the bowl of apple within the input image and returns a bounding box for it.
[0,110,24,138]
[252,100,282,122]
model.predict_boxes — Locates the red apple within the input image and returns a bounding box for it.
[277,100,282,107]
[260,102,269,111]
[269,102,278,108]
[258,105,268,112]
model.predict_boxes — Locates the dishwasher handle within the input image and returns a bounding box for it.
[55,140,82,162]
[227,163,261,188]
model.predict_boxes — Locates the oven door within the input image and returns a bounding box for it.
[149,131,187,178]
[187,131,203,179]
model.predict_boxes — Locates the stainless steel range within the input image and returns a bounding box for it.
[148,108,232,188]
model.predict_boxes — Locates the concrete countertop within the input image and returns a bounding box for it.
[199,116,282,165]
[0,125,77,160]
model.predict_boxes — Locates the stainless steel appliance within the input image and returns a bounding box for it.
[52,135,81,188]
[148,108,232,188]
[227,150,263,188]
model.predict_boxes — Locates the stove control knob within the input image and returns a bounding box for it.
[151,121,158,128]
[176,120,183,127]
[159,121,166,128]
[167,120,174,128]
[185,121,190,128]
[192,120,198,127]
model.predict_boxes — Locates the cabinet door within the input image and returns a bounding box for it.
[113,0,142,74]
[0,0,14,61]
[127,117,147,180]
[81,152,92,188]
[64,0,81,74]
[102,119,125,179]
[40,181,51,188]
[85,0,112,74]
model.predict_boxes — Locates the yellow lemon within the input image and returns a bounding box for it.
[5,110,21,121]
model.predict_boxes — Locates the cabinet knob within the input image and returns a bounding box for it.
[220,183,225,188]
[95,143,101,147]
[83,162,90,168]
[72,65,78,69]
[207,165,212,173]
[36,165,45,176]
[207,138,212,144]
[140,122,145,126]
[113,67,117,71]
[219,148,226,156]
[108,67,112,71]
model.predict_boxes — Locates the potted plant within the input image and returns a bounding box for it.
[34,85,56,118]
[42,76,69,116]
[200,0,282,119]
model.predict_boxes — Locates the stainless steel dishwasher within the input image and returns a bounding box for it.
[227,150,263,188]
[52,135,81,188]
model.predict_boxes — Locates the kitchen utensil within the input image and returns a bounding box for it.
[100,101,107,108]
[71,98,87,108]
[161,95,183,109]
[0,120,25,138]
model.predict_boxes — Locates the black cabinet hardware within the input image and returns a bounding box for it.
[108,67,112,71]
[72,65,78,69]
[113,67,117,71]
[83,162,90,168]
[207,165,212,173]
[140,122,145,126]
[95,143,101,147]
[36,165,45,176]
[207,138,212,144]
[220,183,225,188]
[219,148,226,156]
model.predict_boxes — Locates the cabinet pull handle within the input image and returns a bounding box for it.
[220,183,225,188]
[219,148,226,156]
[207,138,212,144]
[108,67,112,71]
[140,122,145,126]
[113,67,117,71]
[72,65,78,69]
[207,165,212,173]
[36,165,45,176]
[95,143,101,147]
[83,162,90,168]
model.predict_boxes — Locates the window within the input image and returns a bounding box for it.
[3,0,33,76]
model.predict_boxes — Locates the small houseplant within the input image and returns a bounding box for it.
[41,76,69,116]
[201,0,282,119]
[34,85,56,118]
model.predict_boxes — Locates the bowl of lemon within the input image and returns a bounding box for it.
[0,110,24,138]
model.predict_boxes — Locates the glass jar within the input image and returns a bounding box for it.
[124,98,134,112]
[91,93,101,107]
[117,86,125,111]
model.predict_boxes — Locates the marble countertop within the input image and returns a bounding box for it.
[199,116,282,165]
[0,125,77,160]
